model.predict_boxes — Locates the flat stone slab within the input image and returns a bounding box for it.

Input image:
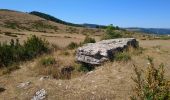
[76,38,138,65]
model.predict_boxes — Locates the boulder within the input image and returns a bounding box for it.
[76,38,138,65]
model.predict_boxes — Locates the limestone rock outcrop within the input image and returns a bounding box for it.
[76,38,138,65]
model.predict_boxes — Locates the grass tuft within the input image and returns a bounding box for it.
[40,57,56,66]
[67,42,79,50]
[115,52,131,62]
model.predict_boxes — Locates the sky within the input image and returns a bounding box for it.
[0,0,170,28]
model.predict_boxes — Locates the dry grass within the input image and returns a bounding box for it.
[0,25,170,100]
[0,40,170,100]
[0,10,170,100]
[0,10,104,48]
[32,49,85,80]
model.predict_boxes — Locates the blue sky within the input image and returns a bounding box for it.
[0,0,170,28]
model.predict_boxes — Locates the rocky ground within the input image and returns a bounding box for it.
[0,40,170,100]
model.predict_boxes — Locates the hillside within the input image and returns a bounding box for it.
[0,9,105,46]
[0,9,169,100]
[29,11,83,27]
[0,9,61,33]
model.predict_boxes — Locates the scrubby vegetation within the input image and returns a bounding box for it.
[31,21,58,32]
[113,46,143,62]
[36,56,74,79]
[67,42,79,50]
[67,36,96,50]
[82,36,96,44]
[78,63,95,72]
[4,21,30,30]
[4,21,20,29]
[40,56,56,66]
[102,24,122,40]
[131,57,170,100]
[114,52,131,62]
[66,27,79,34]
[0,35,50,68]
[36,56,60,78]
[81,28,97,35]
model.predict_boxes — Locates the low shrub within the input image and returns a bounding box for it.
[37,56,59,78]
[0,35,50,67]
[4,21,19,29]
[67,42,79,50]
[114,52,131,62]
[131,57,170,100]
[23,35,49,59]
[78,63,95,72]
[82,36,96,44]
[37,56,73,79]
[102,31,122,40]
[40,57,56,66]
[32,21,58,31]
[4,21,29,30]
[101,24,122,40]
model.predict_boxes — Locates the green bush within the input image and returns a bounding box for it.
[67,42,79,50]
[114,52,131,62]
[0,35,50,67]
[78,63,95,72]
[131,57,170,100]
[23,35,49,59]
[102,24,122,40]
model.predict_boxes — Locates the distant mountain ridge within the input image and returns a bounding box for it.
[126,28,170,35]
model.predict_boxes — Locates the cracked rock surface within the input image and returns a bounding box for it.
[76,38,138,65]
